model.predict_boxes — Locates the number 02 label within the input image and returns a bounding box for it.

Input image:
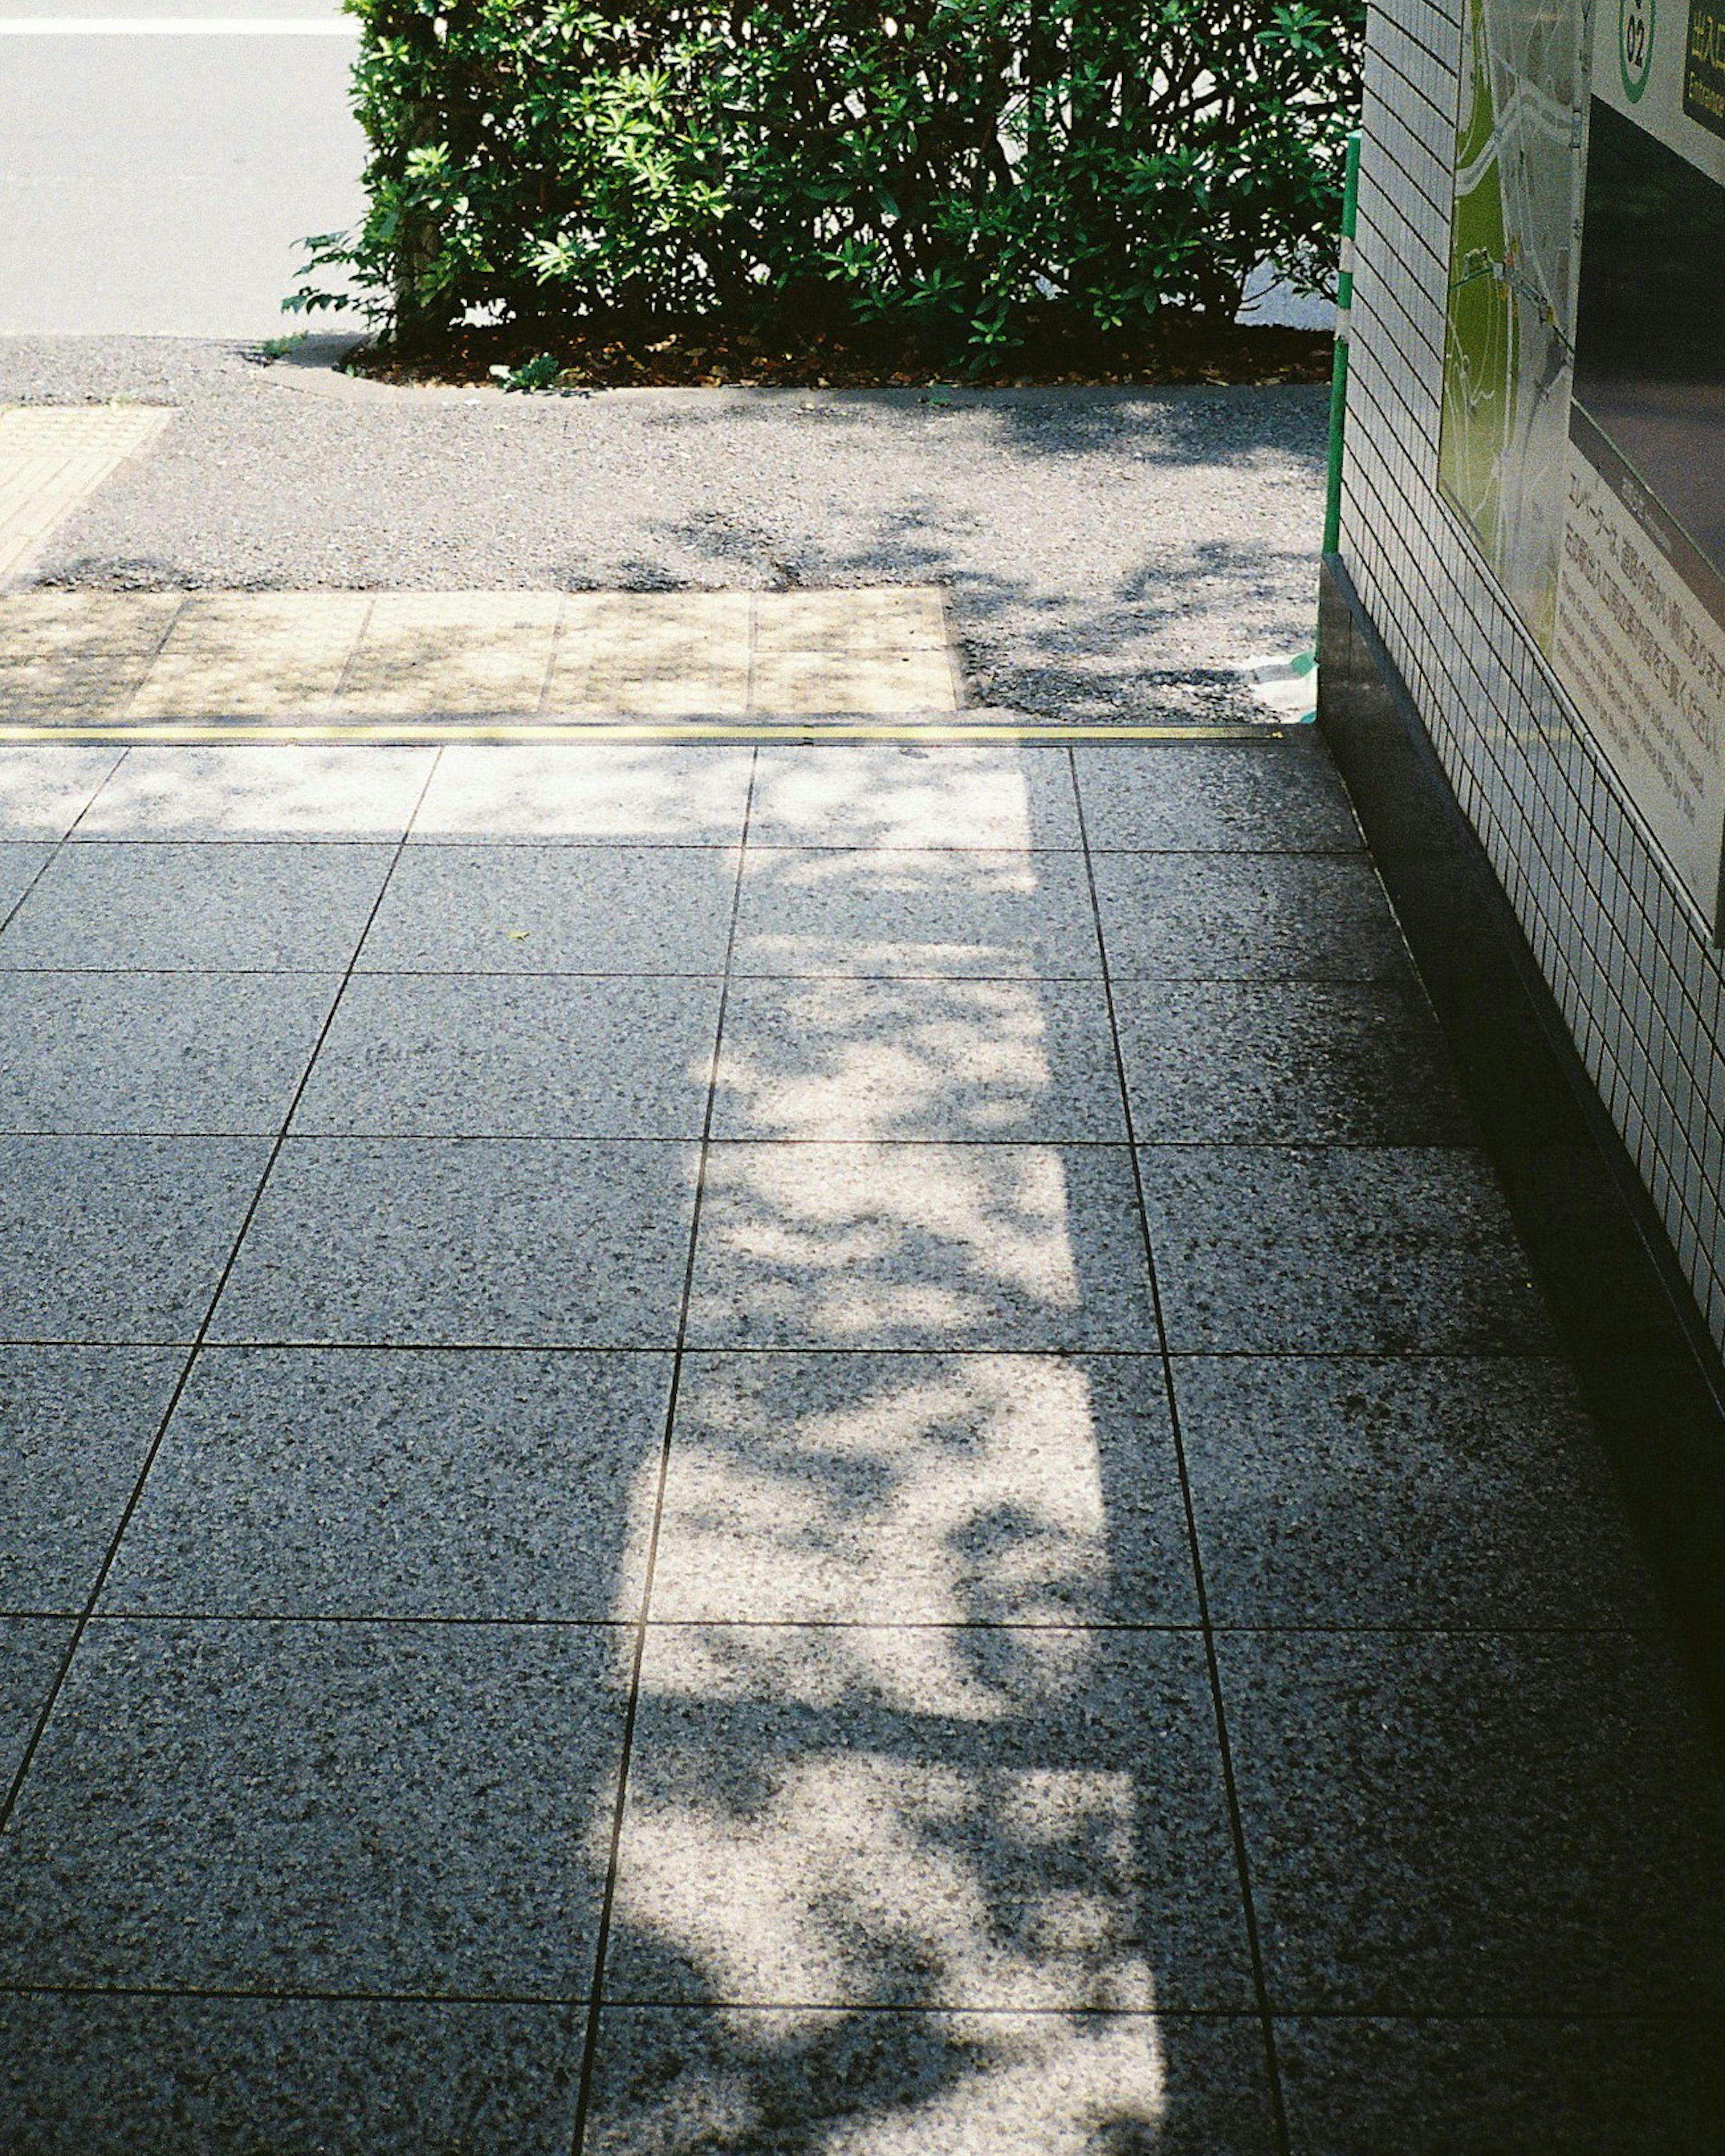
[1620,0,1654,97]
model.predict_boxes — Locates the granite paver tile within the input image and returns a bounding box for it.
[1138,1146,1554,1353]
[607,1625,1251,2010]
[0,1135,269,1341]
[1113,980,1470,1144]
[750,745,1080,849]
[75,746,437,840]
[1220,1629,1725,2014]
[332,592,561,718]
[409,745,754,845]
[0,1345,185,1607]
[291,973,721,1138]
[125,593,371,720]
[0,1617,626,1997]
[0,1993,584,2156]
[1177,1356,1659,1628]
[585,2007,1277,2156]
[0,842,396,971]
[713,977,1124,1141]
[653,1352,1195,1625]
[748,648,958,715]
[101,1346,672,1620]
[733,849,1101,978]
[750,587,950,655]
[0,840,54,918]
[0,747,120,836]
[1276,2014,1725,2156]
[548,592,751,717]
[358,845,740,975]
[1073,741,1362,852]
[689,1141,1156,1350]
[0,971,339,1133]
[0,591,181,663]
[1091,853,1408,983]
[0,1618,73,1786]
[211,1137,698,1346]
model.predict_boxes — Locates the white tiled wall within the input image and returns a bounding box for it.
[1343,0,1725,1351]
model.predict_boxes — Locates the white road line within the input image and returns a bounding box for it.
[0,16,358,31]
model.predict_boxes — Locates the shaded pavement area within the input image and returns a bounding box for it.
[0,734,1721,2152]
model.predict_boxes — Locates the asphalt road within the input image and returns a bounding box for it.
[0,0,366,337]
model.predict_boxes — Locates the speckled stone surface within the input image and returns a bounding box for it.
[209,1137,700,1346]
[0,970,339,1134]
[0,1992,585,2156]
[688,1142,1156,1350]
[291,973,723,1139]
[1138,1145,1555,1354]
[1072,738,1362,854]
[99,1347,673,1620]
[713,977,1126,1141]
[584,2007,1278,2156]
[0,841,395,972]
[0,1345,185,1607]
[1090,853,1407,983]
[607,1624,1252,2010]
[732,847,1103,980]
[74,746,438,841]
[0,747,121,837]
[0,839,57,917]
[748,746,1084,850]
[652,1352,1196,1625]
[410,744,754,846]
[0,1618,71,1787]
[0,1134,270,1341]
[0,1617,627,1996]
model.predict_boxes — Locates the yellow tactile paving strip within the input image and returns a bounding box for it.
[0,587,970,737]
[0,407,177,583]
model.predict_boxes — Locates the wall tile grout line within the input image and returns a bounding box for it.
[565,748,761,2156]
[1066,742,1294,2156]
[0,746,447,1843]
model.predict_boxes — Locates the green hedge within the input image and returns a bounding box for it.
[297,0,1362,363]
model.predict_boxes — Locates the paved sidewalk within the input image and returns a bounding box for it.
[0,732,1721,2152]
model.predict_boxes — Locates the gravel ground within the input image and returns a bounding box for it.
[0,336,1327,721]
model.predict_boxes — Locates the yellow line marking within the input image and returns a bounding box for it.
[0,721,1284,745]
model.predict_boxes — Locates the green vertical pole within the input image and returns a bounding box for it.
[1322,129,1361,557]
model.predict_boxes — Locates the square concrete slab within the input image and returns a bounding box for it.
[1276,2013,1725,2156]
[358,845,740,976]
[0,842,396,972]
[1112,980,1471,1144]
[733,849,1101,978]
[1073,741,1362,852]
[584,2007,1277,2156]
[689,1142,1157,1350]
[0,971,339,1134]
[0,1992,584,2156]
[748,648,958,715]
[653,1352,1196,1624]
[608,1624,1251,2010]
[0,1135,269,1342]
[333,592,562,719]
[0,1344,185,1608]
[210,1137,698,1346]
[1137,1146,1555,1353]
[0,657,153,725]
[101,1346,672,1620]
[1090,853,1408,983]
[751,587,951,657]
[0,747,120,837]
[1176,1356,1659,1627]
[126,593,371,721]
[712,977,1125,1141]
[0,1617,71,1788]
[0,1617,628,1997]
[1219,1629,1725,2014]
[76,746,438,841]
[291,973,722,1138]
[0,591,182,664]
[749,745,1081,850]
[410,745,755,844]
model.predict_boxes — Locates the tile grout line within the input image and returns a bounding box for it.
[1066,742,1294,2156]
[0,740,131,937]
[0,748,447,1843]
[566,750,760,2156]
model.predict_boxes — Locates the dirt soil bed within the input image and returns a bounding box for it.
[349,311,1333,391]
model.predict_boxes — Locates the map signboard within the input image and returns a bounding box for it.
[1438,0,1725,932]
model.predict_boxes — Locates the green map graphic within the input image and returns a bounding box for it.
[1439,0,1588,651]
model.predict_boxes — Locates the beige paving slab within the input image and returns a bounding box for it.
[750,646,961,714]
[332,592,562,718]
[127,594,372,721]
[752,586,951,657]
[551,592,753,717]
[0,407,177,582]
